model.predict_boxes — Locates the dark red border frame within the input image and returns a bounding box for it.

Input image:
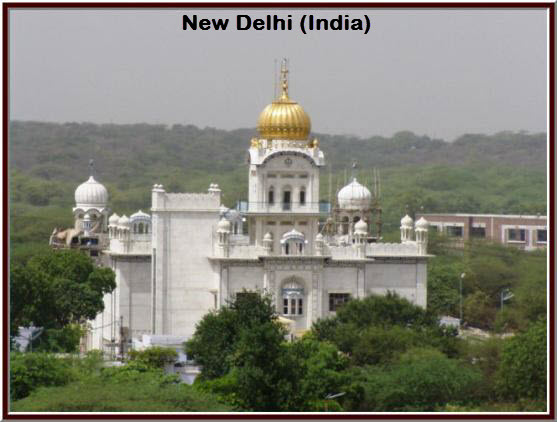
[2,2,554,420]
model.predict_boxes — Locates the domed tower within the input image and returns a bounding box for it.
[73,175,109,233]
[246,58,325,256]
[334,177,372,239]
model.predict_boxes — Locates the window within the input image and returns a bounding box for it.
[268,188,275,205]
[299,189,306,205]
[329,293,351,312]
[283,190,291,210]
[470,227,486,238]
[446,226,463,237]
[282,282,304,316]
[508,228,526,242]
[90,250,99,257]
[537,229,547,243]
[138,223,144,234]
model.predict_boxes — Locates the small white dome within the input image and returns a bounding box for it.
[401,214,414,228]
[355,219,368,233]
[315,233,324,241]
[217,218,231,232]
[109,213,120,225]
[118,215,130,228]
[263,232,273,242]
[415,217,429,230]
[130,210,150,221]
[337,178,371,210]
[75,176,108,208]
[219,205,229,215]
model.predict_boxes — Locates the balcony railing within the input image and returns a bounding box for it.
[239,201,331,214]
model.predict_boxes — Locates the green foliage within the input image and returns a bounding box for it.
[10,352,76,401]
[11,366,232,412]
[185,291,283,380]
[427,260,464,316]
[344,348,483,411]
[286,338,349,411]
[427,240,546,331]
[463,291,496,330]
[496,319,547,401]
[33,324,86,353]
[10,250,116,349]
[128,347,178,369]
[311,293,459,364]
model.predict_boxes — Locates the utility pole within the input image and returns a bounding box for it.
[460,273,465,322]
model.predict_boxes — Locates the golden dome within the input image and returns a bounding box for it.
[257,60,311,141]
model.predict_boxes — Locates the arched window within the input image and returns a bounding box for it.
[145,224,150,234]
[299,188,306,206]
[268,187,275,205]
[133,224,138,234]
[138,222,144,234]
[282,279,304,316]
[281,229,305,256]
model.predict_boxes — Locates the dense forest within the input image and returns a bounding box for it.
[8,121,547,256]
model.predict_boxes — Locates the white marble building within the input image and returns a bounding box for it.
[68,61,431,352]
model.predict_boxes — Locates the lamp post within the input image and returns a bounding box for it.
[459,273,465,323]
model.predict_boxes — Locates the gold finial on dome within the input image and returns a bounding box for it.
[257,58,311,141]
[279,58,289,101]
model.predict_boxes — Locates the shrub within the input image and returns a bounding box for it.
[128,346,178,369]
[10,352,75,401]
[345,348,483,411]
[496,319,547,401]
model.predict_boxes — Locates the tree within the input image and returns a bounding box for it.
[496,319,547,402]
[10,249,116,351]
[184,291,284,380]
[344,348,483,412]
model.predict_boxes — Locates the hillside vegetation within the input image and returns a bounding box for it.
[9,121,546,254]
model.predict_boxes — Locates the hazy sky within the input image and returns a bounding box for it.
[10,8,547,141]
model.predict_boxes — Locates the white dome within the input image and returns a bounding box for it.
[415,217,429,230]
[75,176,108,208]
[263,232,273,242]
[130,210,150,221]
[315,233,324,241]
[401,214,414,228]
[217,218,231,232]
[337,178,371,210]
[118,215,130,228]
[108,213,120,225]
[355,219,368,233]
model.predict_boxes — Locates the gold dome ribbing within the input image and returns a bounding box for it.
[257,60,311,141]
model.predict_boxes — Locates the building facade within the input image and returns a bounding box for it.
[53,61,432,353]
[416,213,547,251]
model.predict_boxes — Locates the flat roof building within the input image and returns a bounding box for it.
[415,213,547,251]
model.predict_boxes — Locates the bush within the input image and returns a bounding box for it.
[128,347,178,369]
[345,348,483,411]
[496,319,547,401]
[11,370,233,412]
[10,352,75,401]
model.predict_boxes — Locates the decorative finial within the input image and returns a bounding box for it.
[351,160,358,180]
[88,159,95,178]
[279,58,289,101]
